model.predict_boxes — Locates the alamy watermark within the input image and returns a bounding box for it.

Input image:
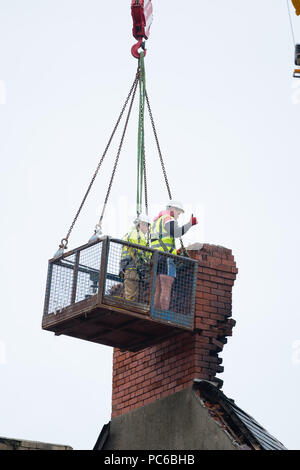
[0,80,7,105]
[291,340,300,365]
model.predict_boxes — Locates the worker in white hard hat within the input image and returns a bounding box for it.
[120,213,152,303]
[150,200,198,311]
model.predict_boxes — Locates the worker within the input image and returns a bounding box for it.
[120,213,152,303]
[150,200,198,311]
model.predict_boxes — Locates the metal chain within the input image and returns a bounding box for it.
[98,74,139,228]
[145,89,172,200]
[60,69,140,249]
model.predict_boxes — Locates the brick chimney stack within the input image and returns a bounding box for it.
[111,244,238,418]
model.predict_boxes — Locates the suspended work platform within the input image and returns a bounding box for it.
[42,237,197,351]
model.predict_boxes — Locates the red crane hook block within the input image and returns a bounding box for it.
[131,0,153,58]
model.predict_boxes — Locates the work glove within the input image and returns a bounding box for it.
[190,215,198,226]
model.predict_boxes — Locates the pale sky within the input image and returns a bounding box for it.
[1,0,300,450]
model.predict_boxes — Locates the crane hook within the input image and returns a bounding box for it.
[131,38,147,59]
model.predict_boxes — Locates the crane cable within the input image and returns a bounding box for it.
[287,0,296,46]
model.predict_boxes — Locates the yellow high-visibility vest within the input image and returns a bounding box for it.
[150,214,177,255]
[121,228,149,268]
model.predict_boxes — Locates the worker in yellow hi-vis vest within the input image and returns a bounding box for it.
[150,200,198,311]
[121,214,151,303]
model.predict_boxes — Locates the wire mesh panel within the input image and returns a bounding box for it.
[150,252,197,328]
[76,242,102,303]
[104,240,153,307]
[46,253,76,315]
[44,241,103,315]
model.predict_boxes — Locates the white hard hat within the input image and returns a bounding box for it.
[134,213,152,225]
[166,199,184,213]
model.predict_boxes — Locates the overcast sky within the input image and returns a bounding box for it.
[1,0,300,450]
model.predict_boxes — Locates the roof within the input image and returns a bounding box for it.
[194,379,287,450]
[0,437,72,451]
[95,381,287,451]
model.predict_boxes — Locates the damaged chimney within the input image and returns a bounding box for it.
[111,244,238,418]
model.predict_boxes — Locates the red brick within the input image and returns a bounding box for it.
[195,320,210,330]
[203,267,217,276]
[197,273,212,282]
[210,276,225,284]
[196,292,217,301]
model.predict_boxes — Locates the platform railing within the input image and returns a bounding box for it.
[44,236,197,330]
